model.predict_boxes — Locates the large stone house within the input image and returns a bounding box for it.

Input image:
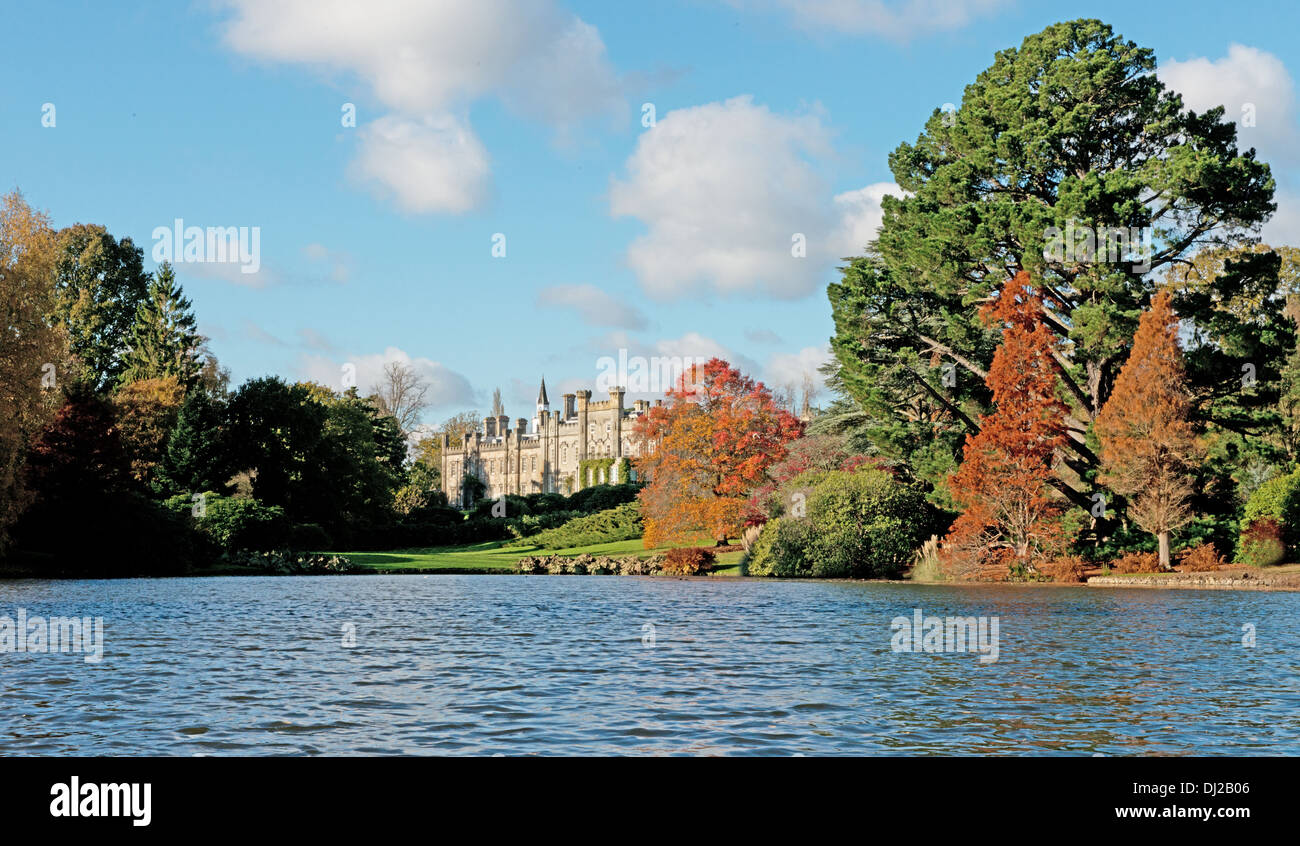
[440,378,657,506]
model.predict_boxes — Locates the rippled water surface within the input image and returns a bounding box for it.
[2,576,1298,755]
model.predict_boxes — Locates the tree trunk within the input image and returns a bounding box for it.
[1158,531,1171,570]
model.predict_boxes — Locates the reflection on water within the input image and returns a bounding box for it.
[1,576,1297,755]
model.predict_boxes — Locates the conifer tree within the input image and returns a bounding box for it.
[1095,290,1200,569]
[155,389,229,496]
[944,272,1069,574]
[119,262,201,388]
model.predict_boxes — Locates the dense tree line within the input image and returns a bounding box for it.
[0,191,449,574]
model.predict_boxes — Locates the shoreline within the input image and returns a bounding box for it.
[5,566,1300,592]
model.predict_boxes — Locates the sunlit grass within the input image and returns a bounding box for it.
[329,537,744,575]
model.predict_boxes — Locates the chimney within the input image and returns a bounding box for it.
[516,417,528,435]
[484,416,496,438]
[563,393,576,420]
[497,414,510,436]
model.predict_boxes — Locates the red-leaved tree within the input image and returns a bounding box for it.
[943,272,1069,576]
[634,358,803,546]
[1094,289,1200,569]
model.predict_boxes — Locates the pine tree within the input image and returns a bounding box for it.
[119,262,201,388]
[944,272,1069,575]
[155,389,229,496]
[1095,290,1200,569]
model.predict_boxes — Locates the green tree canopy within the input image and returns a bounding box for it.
[829,18,1280,512]
[119,262,202,388]
[52,223,151,391]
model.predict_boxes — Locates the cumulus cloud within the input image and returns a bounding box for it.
[1160,45,1297,162]
[726,0,1007,40]
[610,96,893,299]
[764,345,832,395]
[832,181,903,256]
[219,0,624,214]
[536,284,648,329]
[298,346,477,417]
[350,113,491,214]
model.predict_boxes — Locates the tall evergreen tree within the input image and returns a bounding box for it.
[828,19,1276,515]
[119,262,201,387]
[156,389,229,496]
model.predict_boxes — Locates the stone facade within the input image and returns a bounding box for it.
[441,378,656,506]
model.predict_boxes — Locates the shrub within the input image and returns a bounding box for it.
[1175,542,1229,572]
[1243,469,1300,538]
[1112,550,1161,573]
[565,482,641,514]
[662,546,716,575]
[509,502,643,549]
[173,494,291,550]
[1039,555,1089,583]
[747,468,930,579]
[1238,518,1286,567]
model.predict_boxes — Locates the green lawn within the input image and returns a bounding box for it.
[330,537,744,576]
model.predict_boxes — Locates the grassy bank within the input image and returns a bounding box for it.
[330,538,746,576]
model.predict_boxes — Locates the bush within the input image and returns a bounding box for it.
[661,546,716,575]
[1243,469,1300,537]
[1039,555,1089,583]
[1238,518,1286,567]
[1113,550,1161,573]
[746,468,930,579]
[509,502,643,549]
[1176,542,1229,572]
[565,483,641,514]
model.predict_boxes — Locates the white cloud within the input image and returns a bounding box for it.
[832,181,902,256]
[610,96,892,299]
[220,0,624,214]
[764,345,832,394]
[1160,45,1297,162]
[298,346,477,418]
[536,284,648,329]
[727,0,1007,40]
[1263,189,1300,245]
[221,0,622,119]
[350,114,491,214]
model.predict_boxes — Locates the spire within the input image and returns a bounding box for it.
[537,375,549,408]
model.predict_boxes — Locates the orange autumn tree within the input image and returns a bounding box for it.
[943,272,1069,576]
[1095,289,1200,570]
[634,358,803,547]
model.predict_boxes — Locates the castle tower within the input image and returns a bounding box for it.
[533,376,550,433]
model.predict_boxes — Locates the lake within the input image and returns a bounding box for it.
[1,575,1297,755]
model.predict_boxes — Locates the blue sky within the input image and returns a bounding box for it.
[4,0,1299,426]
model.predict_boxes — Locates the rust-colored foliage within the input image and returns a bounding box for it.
[661,546,717,576]
[1174,543,1229,572]
[634,358,803,547]
[941,272,1069,576]
[1112,551,1161,574]
[1095,289,1200,569]
[1039,555,1089,583]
